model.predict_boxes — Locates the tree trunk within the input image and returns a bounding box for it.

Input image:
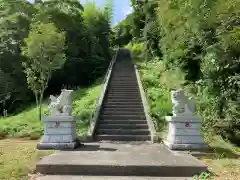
[35,93,41,121]
[38,104,41,121]
[39,91,44,121]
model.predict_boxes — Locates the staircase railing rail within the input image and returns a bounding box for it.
[88,49,119,137]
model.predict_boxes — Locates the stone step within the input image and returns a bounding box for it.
[112,71,134,73]
[109,83,137,86]
[113,66,134,68]
[106,93,141,96]
[109,86,138,88]
[111,73,135,75]
[103,102,143,106]
[36,175,193,180]
[96,129,150,135]
[110,79,136,82]
[110,80,137,83]
[109,84,138,87]
[111,76,134,78]
[101,111,145,116]
[107,90,140,93]
[94,135,151,141]
[109,85,138,87]
[105,99,142,103]
[102,107,144,112]
[108,89,139,92]
[110,81,138,84]
[106,95,142,99]
[107,87,138,89]
[112,72,135,74]
[111,71,135,73]
[107,93,141,96]
[111,76,136,78]
[108,89,140,92]
[107,90,141,97]
[103,105,143,108]
[110,82,138,84]
[104,98,142,104]
[100,115,146,120]
[111,77,136,80]
[114,65,134,67]
[99,124,149,129]
[99,120,148,125]
[105,96,141,99]
[114,71,134,72]
[111,72,135,74]
[109,86,139,89]
[106,94,141,97]
[36,142,207,176]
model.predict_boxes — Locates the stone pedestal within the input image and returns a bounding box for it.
[37,116,81,150]
[164,116,208,150]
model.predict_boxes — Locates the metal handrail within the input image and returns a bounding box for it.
[89,50,118,132]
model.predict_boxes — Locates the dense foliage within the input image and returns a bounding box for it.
[118,0,240,144]
[0,0,113,115]
[1,0,239,144]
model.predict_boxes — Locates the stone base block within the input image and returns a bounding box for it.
[164,140,208,151]
[37,139,81,150]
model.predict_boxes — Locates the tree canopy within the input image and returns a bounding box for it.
[0,0,113,114]
[117,0,240,144]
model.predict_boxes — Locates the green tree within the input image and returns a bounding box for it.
[0,0,35,113]
[156,0,240,142]
[21,23,66,120]
[0,0,114,116]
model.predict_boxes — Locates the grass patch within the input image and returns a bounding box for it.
[194,135,240,180]
[0,139,53,180]
[0,80,101,139]
[0,80,102,179]
[0,105,45,140]
[72,82,101,136]
[136,60,172,132]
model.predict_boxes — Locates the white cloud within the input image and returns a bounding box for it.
[122,6,133,18]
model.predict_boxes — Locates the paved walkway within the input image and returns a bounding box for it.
[37,175,193,180]
[36,142,207,177]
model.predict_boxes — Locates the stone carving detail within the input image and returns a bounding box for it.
[48,89,73,116]
[171,89,195,116]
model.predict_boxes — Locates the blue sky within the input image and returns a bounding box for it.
[81,0,132,25]
[28,0,133,25]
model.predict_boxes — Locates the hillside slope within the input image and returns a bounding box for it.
[0,81,101,140]
[136,58,240,179]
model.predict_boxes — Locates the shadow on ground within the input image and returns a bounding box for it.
[61,144,117,152]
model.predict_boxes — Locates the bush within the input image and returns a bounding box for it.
[125,42,144,61]
[156,0,240,143]
[138,60,173,131]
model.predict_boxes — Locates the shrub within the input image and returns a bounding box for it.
[125,42,144,61]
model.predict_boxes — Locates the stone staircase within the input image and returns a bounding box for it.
[35,49,208,180]
[94,49,151,141]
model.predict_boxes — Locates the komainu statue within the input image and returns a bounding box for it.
[171,89,195,116]
[48,89,73,116]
